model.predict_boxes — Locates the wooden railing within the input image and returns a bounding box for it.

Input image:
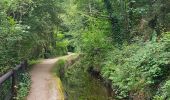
[0,61,27,100]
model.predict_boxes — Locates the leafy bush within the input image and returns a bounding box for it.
[153,80,170,100]
[102,32,170,99]
[79,21,112,71]
[53,33,69,56]
[55,40,69,56]
[0,66,11,76]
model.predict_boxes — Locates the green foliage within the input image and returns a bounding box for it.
[17,72,31,100]
[28,59,40,66]
[0,13,30,74]
[160,80,170,99]
[55,33,69,56]
[0,79,12,100]
[81,27,111,67]
[102,32,170,99]
[153,80,170,100]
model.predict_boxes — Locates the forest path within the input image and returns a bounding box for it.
[27,54,73,100]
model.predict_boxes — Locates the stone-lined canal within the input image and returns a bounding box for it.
[53,58,114,100]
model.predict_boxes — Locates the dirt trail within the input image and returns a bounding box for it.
[27,54,73,100]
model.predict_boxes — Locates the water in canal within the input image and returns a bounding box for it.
[60,65,113,100]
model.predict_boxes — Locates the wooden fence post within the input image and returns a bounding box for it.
[21,60,27,71]
[25,60,28,69]
[12,69,17,100]
[0,61,27,100]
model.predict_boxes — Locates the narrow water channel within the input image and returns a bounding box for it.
[60,68,113,100]
[53,58,114,100]
[63,74,111,99]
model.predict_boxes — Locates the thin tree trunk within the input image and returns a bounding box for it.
[104,0,122,45]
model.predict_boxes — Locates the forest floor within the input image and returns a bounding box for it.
[27,54,74,100]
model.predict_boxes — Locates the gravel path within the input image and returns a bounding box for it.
[27,54,72,100]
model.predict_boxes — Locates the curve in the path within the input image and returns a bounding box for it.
[27,54,73,100]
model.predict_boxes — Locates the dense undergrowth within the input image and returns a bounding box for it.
[17,72,31,100]
[102,32,170,99]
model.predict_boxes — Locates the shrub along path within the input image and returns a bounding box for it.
[27,54,74,100]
